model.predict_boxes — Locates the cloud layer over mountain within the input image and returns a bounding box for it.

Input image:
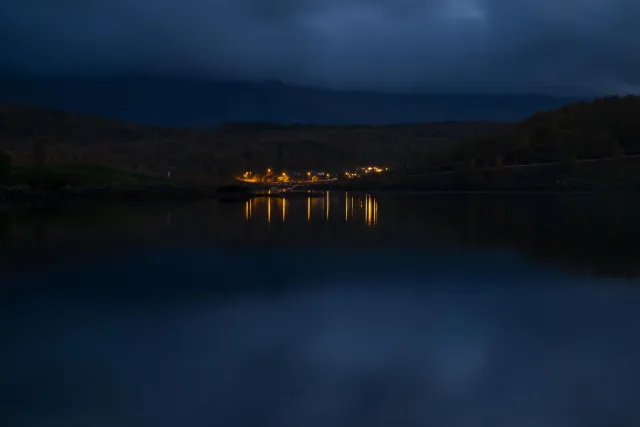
[2,0,639,94]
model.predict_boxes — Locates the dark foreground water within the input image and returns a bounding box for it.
[2,193,640,427]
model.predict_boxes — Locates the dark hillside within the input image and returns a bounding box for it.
[3,97,636,189]
[0,104,504,183]
[381,96,640,191]
[455,96,640,168]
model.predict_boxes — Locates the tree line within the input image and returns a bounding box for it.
[1,96,638,183]
[449,96,640,171]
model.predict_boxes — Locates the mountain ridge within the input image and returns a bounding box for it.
[0,74,578,126]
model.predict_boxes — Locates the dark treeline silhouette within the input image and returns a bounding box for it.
[0,104,502,183]
[453,96,640,168]
[1,96,639,188]
[370,96,640,191]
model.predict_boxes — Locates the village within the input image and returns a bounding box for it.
[236,165,391,185]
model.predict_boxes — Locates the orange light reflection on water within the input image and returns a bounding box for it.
[345,192,348,222]
[326,191,330,220]
[244,199,252,221]
[242,192,377,227]
[282,198,287,222]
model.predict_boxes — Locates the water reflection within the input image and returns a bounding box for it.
[326,191,330,220]
[267,197,271,224]
[345,192,349,222]
[365,193,378,227]
[2,273,640,427]
[246,192,378,227]
[244,199,252,221]
[282,198,287,222]
[2,194,640,277]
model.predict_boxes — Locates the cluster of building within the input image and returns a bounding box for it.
[238,165,389,184]
[238,169,334,184]
[344,165,389,179]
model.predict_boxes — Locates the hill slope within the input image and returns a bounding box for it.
[2,97,635,189]
[384,96,640,191]
[0,104,504,183]
[456,95,640,167]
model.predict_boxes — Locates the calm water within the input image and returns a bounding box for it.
[2,193,640,427]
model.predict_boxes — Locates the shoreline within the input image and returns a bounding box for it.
[317,183,639,195]
[2,183,636,207]
[0,184,218,205]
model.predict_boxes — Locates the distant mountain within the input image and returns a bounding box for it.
[0,74,577,126]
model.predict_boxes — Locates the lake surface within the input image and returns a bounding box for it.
[2,193,640,427]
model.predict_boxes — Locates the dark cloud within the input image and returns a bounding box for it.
[1,0,639,94]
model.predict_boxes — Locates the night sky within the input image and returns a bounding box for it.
[2,0,639,94]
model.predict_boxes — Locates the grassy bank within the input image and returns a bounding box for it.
[1,164,216,204]
[323,156,640,193]
[9,164,168,187]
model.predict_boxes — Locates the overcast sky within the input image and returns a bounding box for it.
[2,0,639,94]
